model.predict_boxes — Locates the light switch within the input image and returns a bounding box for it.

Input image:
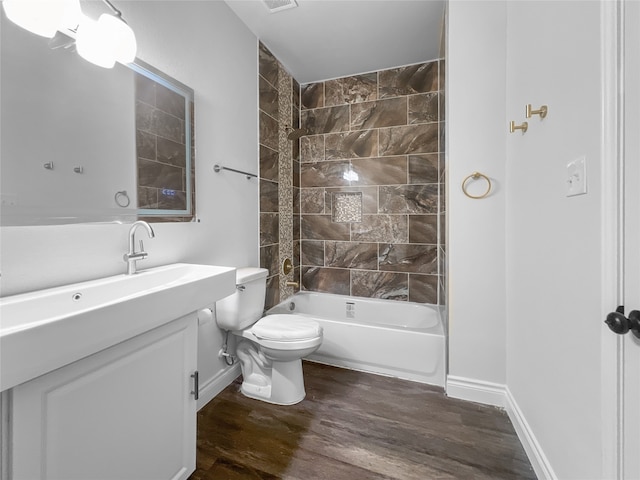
[567,156,587,197]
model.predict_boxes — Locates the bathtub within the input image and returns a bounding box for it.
[267,292,445,386]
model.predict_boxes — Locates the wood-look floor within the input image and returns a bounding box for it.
[189,362,536,480]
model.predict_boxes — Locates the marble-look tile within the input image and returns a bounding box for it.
[260,179,279,213]
[300,240,324,266]
[260,145,279,182]
[138,186,157,209]
[350,156,408,185]
[264,274,280,311]
[136,130,156,161]
[439,90,446,122]
[300,135,325,163]
[325,186,378,214]
[293,187,301,214]
[409,274,438,304]
[260,212,279,246]
[408,93,439,124]
[300,161,350,188]
[135,73,155,105]
[156,136,186,167]
[138,158,183,190]
[379,243,438,274]
[259,111,279,151]
[438,59,445,92]
[379,184,440,214]
[293,78,300,108]
[153,109,184,144]
[408,154,439,184]
[260,244,279,277]
[351,214,408,243]
[351,97,407,130]
[325,73,377,106]
[293,159,300,188]
[300,188,326,214]
[379,124,439,156]
[301,105,350,135]
[301,82,323,110]
[293,240,300,268]
[302,267,350,295]
[379,61,438,98]
[259,42,278,88]
[325,130,378,160]
[301,214,350,241]
[351,271,408,301]
[259,75,279,120]
[156,82,185,120]
[293,213,301,241]
[409,215,438,244]
[325,241,378,269]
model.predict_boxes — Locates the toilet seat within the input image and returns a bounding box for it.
[252,315,322,341]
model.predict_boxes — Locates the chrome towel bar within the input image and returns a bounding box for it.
[213,164,257,179]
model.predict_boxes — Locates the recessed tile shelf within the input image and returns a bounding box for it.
[332,192,363,223]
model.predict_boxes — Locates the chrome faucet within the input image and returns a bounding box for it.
[123,221,155,275]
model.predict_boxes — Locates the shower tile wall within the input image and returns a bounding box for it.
[259,43,300,310]
[299,61,445,304]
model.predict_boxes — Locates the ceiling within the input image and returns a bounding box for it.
[224,0,446,84]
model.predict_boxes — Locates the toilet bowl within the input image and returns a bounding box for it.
[216,268,322,405]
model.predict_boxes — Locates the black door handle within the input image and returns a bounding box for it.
[605,306,640,339]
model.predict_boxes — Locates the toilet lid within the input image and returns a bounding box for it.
[251,315,322,341]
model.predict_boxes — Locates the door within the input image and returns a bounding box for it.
[623,1,640,477]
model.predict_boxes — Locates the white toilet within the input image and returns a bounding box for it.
[216,267,323,405]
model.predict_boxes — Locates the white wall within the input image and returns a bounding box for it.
[450,1,608,478]
[0,1,258,396]
[505,2,604,478]
[447,1,508,390]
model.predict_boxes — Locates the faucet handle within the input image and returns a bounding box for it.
[139,239,145,252]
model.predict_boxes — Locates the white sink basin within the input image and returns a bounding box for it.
[0,263,236,391]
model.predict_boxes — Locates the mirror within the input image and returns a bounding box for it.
[0,12,195,226]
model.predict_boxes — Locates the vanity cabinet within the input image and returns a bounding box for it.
[9,313,198,480]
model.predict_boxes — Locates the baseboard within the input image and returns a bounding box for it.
[504,387,557,480]
[445,375,506,407]
[197,363,241,411]
[446,375,556,480]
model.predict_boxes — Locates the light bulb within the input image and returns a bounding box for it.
[76,16,116,69]
[2,0,81,38]
[98,14,137,64]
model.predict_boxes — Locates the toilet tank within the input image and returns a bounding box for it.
[215,267,268,331]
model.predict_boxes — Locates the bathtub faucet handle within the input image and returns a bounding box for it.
[286,281,299,288]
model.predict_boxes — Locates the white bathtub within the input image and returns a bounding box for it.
[267,292,445,386]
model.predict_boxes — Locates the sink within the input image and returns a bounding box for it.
[0,263,236,391]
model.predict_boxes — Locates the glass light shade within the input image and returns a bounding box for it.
[76,16,116,69]
[98,14,137,64]
[2,0,81,38]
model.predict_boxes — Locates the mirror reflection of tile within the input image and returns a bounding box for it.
[332,192,363,223]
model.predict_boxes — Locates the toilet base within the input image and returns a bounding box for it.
[240,358,306,405]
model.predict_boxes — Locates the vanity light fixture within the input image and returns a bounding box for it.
[2,0,136,69]
[2,0,81,38]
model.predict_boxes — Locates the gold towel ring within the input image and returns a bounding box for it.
[462,172,492,199]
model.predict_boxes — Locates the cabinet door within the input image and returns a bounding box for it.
[11,314,198,480]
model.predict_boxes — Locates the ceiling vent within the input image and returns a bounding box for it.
[262,0,298,13]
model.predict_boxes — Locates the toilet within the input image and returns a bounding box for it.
[216,267,323,405]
